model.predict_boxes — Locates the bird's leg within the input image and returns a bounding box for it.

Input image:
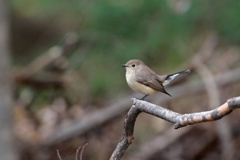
[140,94,149,100]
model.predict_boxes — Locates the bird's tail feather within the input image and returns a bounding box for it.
[162,69,190,86]
[167,69,190,78]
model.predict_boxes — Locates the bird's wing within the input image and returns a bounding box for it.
[136,67,171,96]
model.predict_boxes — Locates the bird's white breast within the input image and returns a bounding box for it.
[126,70,156,95]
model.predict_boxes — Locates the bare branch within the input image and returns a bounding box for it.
[21,32,79,75]
[174,97,239,128]
[110,96,240,160]
[13,71,66,88]
[13,32,80,87]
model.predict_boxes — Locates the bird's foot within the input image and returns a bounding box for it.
[133,94,149,101]
[140,94,149,100]
[133,97,141,100]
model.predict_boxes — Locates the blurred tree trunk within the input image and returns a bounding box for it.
[0,0,18,160]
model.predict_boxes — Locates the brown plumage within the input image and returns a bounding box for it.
[122,59,190,100]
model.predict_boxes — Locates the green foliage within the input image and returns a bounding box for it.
[213,0,240,43]
[10,0,240,103]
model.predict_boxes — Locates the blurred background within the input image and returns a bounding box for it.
[1,0,240,159]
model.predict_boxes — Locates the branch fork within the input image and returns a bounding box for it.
[110,96,240,160]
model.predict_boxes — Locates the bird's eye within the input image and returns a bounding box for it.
[132,64,135,67]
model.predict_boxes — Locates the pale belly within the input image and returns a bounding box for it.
[126,73,156,95]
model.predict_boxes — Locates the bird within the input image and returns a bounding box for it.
[122,59,190,100]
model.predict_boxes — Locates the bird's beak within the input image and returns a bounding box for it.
[122,64,128,67]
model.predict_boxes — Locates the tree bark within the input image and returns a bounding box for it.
[0,0,18,159]
[109,96,240,160]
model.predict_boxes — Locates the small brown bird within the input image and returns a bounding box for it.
[122,59,190,100]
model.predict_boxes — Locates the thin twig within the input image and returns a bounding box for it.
[56,149,63,160]
[75,143,88,160]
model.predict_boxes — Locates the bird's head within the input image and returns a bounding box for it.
[122,59,144,72]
